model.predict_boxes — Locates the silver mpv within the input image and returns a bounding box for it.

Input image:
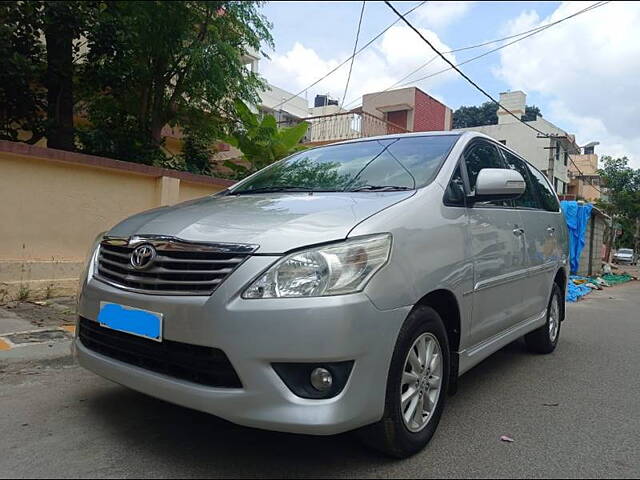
[76,131,569,457]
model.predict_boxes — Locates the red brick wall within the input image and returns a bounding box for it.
[386,110,408,132]
[413,89,447,131]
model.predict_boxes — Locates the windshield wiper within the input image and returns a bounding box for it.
[349,185,414,192]
[232,186,316,195]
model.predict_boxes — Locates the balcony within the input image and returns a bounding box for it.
[299,111,409,145]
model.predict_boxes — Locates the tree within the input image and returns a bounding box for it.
[596,156,640,254]
[452,102,542,128]
[79,1,273,164]
[0,2,46,143]
[452,102,497,129]
[42,1,97,150]
[223,100,308,178]
[523,105,541,122]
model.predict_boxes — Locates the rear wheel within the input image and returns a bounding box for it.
[357,306,450,458]
[525,283,563,354]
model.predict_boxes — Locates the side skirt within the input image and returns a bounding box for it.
[457,310,546,376]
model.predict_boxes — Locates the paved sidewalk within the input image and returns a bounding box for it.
[0,297,76,363]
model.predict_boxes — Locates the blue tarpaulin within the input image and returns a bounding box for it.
[560,201,593,275]
[567,276,593,302]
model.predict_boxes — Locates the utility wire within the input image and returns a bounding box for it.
[344,1,608,108]
[385,0,564,137]
[341,1,366,109]
[384,0,606,194]
[271,1,428,110]
[396,1,608,88]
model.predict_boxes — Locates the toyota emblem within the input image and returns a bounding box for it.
[130,244,156,270]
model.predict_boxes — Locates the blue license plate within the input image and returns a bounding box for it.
[98,302,163,342]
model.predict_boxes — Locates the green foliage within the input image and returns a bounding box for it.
[523,105,541,122]
[596,156,640,248]
[452,101,542,129]
[0,2,46,143]
[79,1,273,163]
[77,97,166,165]
[224,100,309,177]
[452,102,498,129]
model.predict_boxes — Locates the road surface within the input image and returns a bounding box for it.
[1,282,639,478]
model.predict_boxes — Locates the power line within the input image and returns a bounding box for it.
[344,1,608,108]
[396,1,608,88]
[383,0,549,137]
[384,0,605,195]
[341,1,367,109]
[271,1,428,110]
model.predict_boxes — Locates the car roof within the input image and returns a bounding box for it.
[331,130,463,146]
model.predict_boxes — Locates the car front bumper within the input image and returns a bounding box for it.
[614,257,634,264]
[75,255,410,435]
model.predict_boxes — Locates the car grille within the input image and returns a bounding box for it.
[78,317,242,388]
[95,236,257,295]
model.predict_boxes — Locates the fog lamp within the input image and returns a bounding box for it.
[310,368,333,392]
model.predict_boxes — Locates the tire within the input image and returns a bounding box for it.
[525,283,563,354]
[357,306,450,458]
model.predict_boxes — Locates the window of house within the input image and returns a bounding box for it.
[564,151,569,166]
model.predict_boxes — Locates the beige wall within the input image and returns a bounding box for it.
[0,142,231,302]
[362,87,416,129]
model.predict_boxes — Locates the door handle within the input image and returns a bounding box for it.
[547,226,556,235]
[513,227,525,237]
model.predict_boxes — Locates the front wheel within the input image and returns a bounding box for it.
[525,283,563,354]
[357,306,450,458]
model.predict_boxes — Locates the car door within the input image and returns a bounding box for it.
[499,148,550,319]
[526,164,566,315]
[463,140,528,347]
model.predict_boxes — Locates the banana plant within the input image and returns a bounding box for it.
[224,100,308,178]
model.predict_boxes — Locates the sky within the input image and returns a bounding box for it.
[258,1,640,167]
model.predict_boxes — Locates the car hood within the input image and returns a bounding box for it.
[107,191,414,254]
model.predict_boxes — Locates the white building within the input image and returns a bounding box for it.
[455,91,580,194]
[242,48,309,125]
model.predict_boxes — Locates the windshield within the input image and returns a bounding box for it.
[619,249,633,254]
[231,135,459,194]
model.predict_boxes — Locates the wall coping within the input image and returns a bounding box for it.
[0,140,235,187]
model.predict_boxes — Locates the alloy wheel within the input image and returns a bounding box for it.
[400,333,443,433]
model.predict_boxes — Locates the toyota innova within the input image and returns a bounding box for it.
[75,131,569,457]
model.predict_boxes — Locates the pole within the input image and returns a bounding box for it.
[588,211,595,276]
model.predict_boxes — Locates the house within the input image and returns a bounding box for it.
[454,91,580,194]
[362,87,453,132]
[566,142,603,202]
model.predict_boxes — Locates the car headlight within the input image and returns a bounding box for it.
[243,234,392,299]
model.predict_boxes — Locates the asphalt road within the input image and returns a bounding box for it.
[1,282,639,479]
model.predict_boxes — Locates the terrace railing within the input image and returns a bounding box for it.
[299,111,409,145]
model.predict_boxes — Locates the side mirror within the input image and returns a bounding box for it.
[474,168,526,200]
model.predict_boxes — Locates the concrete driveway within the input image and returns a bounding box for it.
[1,282,639,478]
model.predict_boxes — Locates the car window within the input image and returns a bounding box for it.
[232,135,459,193]
[528,166,561,212]
[501,149,541,210]
[463,141,511,208]
[443,165,466,207]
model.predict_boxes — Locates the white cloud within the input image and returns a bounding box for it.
[495,1,640,166]
[261,25,456,109]
[414,1,475,29]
